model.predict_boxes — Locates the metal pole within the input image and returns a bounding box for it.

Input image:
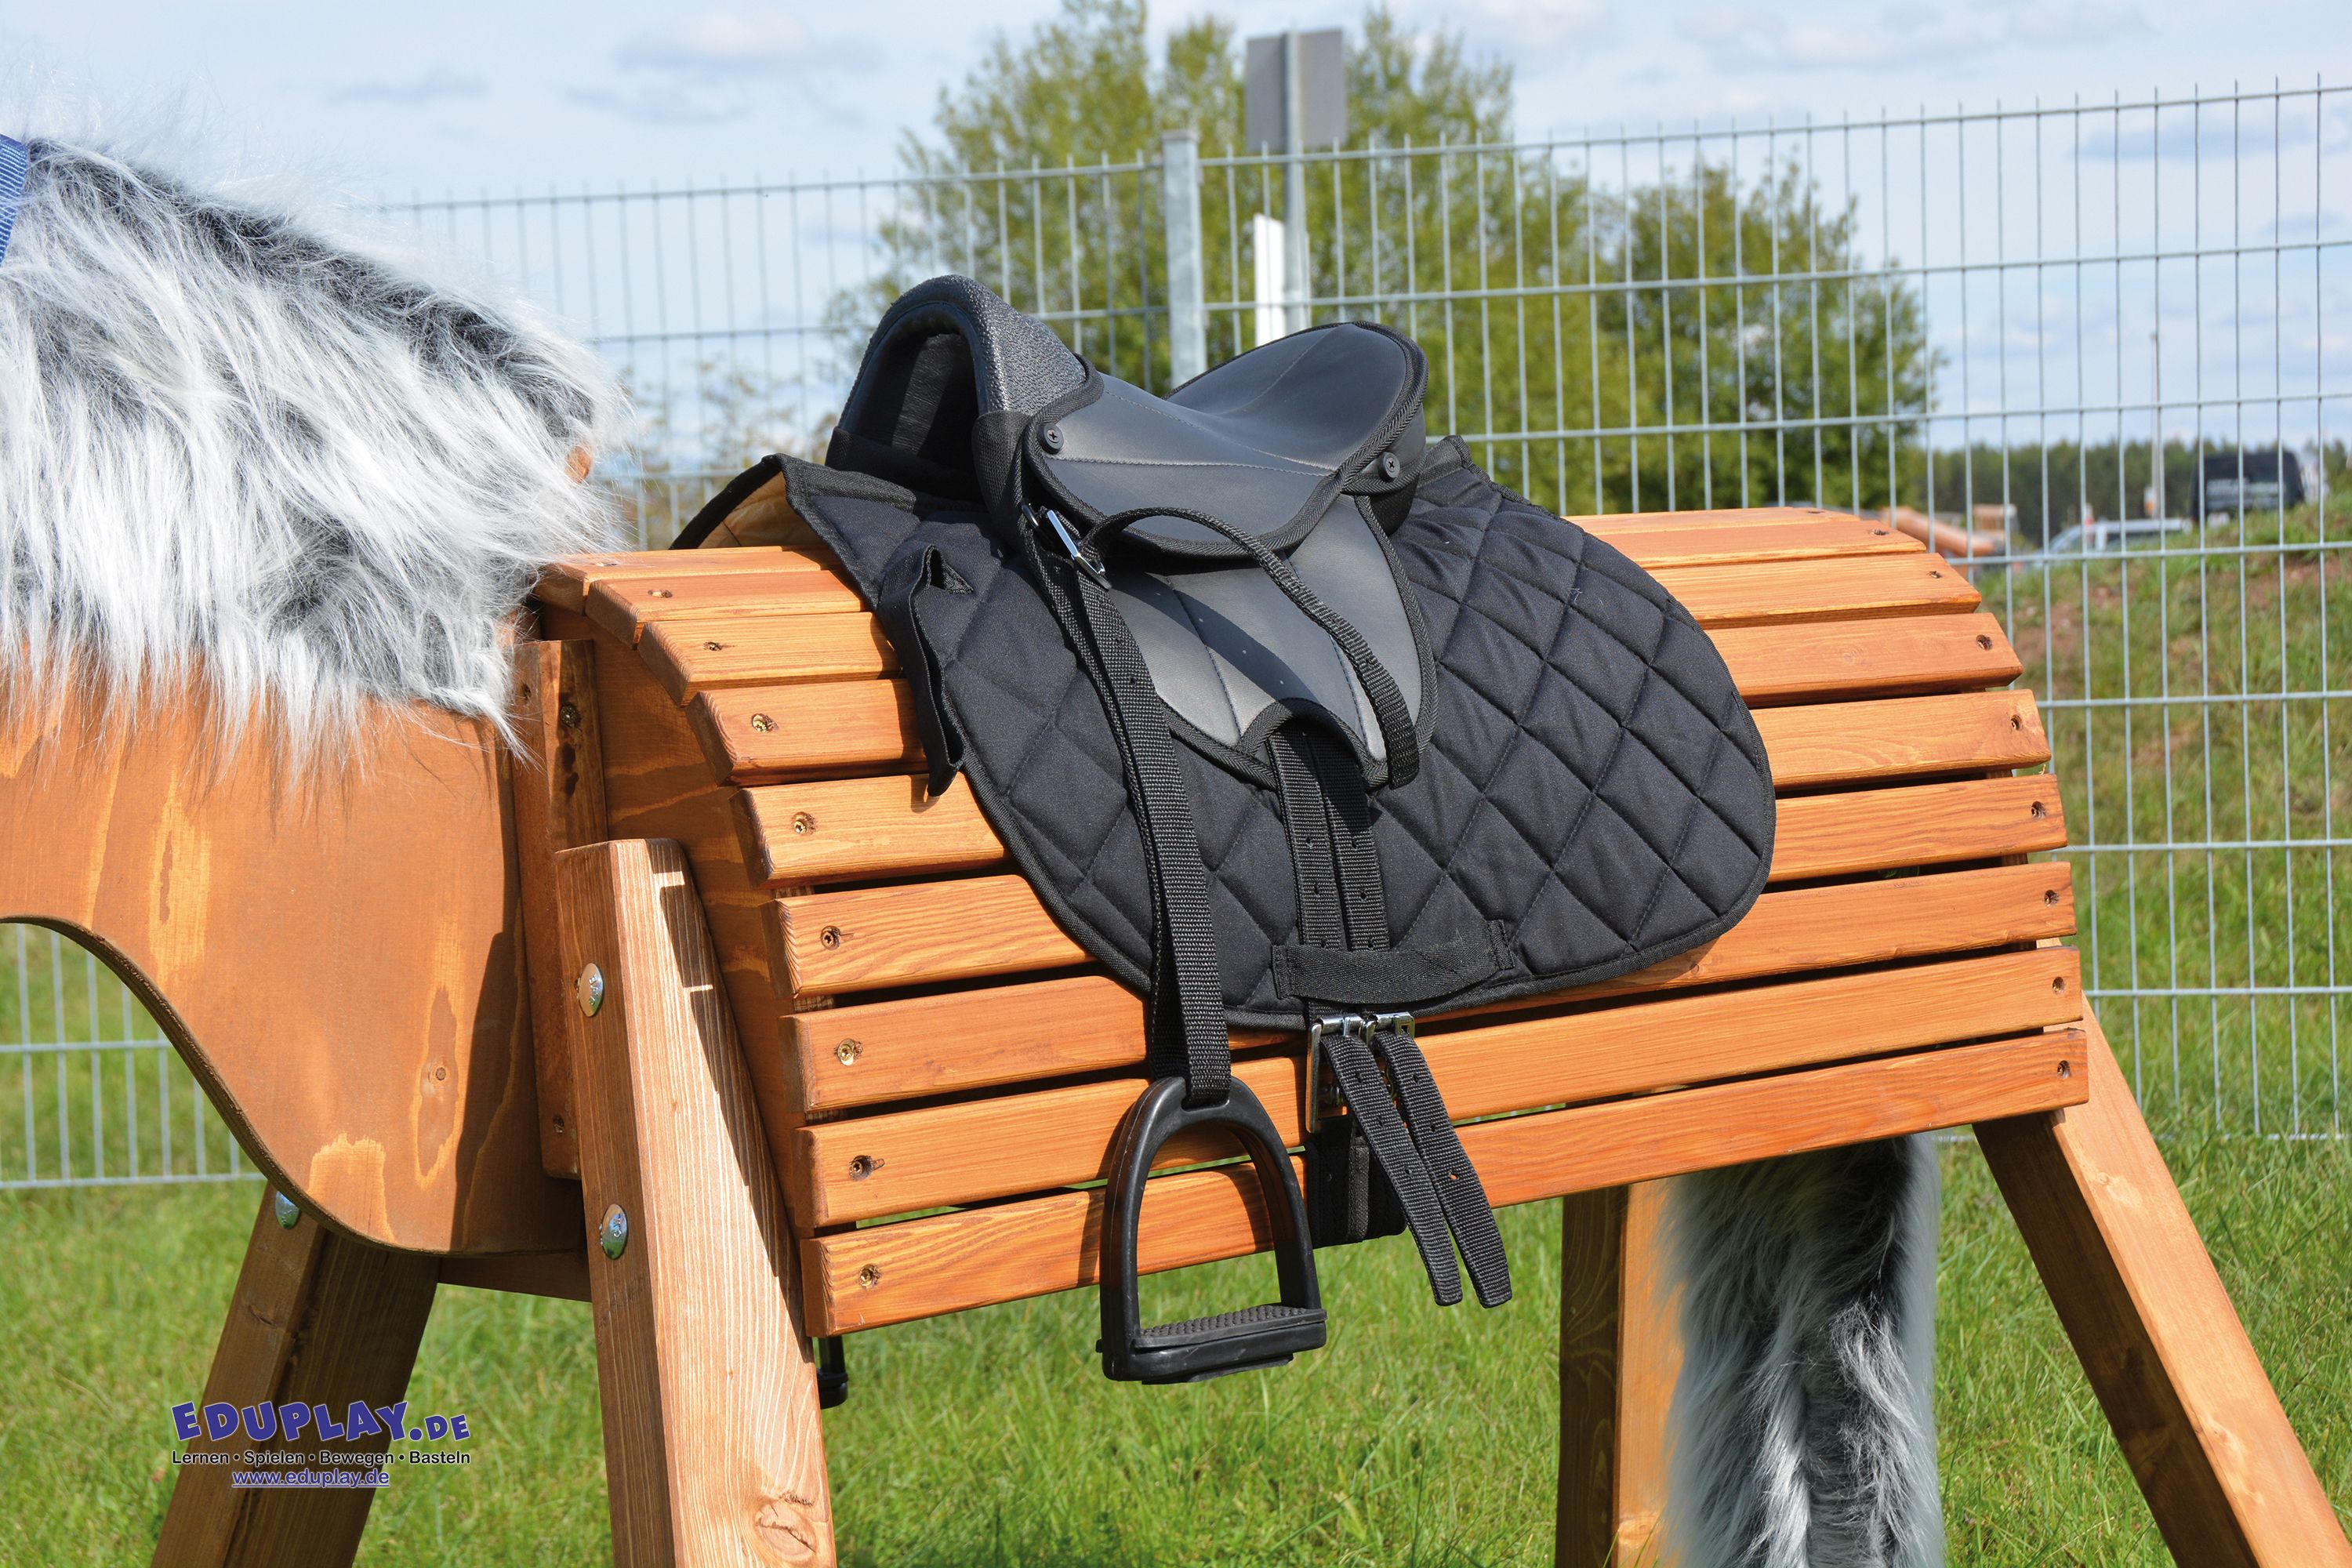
[1283,30,1308,334]
[1161,129,1207,385]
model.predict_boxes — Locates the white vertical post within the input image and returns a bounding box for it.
[1161,129,1207,385]
[1250,214,1287,348]
[1282,29,1309,335]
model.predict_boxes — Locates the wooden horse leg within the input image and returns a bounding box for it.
[1975,1017,2352,1567]
[1556,1182,1679,1568]
[557,838,835,1568]
[153,1189,439,1568]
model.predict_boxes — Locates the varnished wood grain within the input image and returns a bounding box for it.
[786,862,2076,1113]
[1976,1020,2352,1567]
[537,546,820,613]
[1752,689,2047,787]
[558,839,835,1568]
[1712,612,2021,703]
[1581,511,1920,564]
[542,606,808,1160]
[0,688,575,1254]
[771,774,2067,1000]
[625,563,2004,704]
[154,1190,439,1568]
[1644,551,1978,626]
[586,566,864,645]
[804,1030,2086,1335]
[789,947,2082,1225]
[1555,1185,1631,1568]
[511,640,610,1178]
[737,691,2053,889]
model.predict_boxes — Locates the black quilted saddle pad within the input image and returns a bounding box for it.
[731,278,1776,1029]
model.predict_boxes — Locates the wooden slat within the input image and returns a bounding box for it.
[1581,513,1920,564]
[737,773,1000,886]
[786,861,2077,1113]
[554,508,1896,623]
[1646,553,1977,626]
[585,565,863,644]
[691,682,919,783]
[737,690,2053,887]
[638,564,2007,703]
[535,545,822,613]
[1571,506,1832,529]
[699,659,2037,794]
[1755,688,2046,788]
[770,773,2067,998]
[641,612,898,699]
[803,1029,2089,1334]
[788,946,2082,1225]
[1714,612,2020,703]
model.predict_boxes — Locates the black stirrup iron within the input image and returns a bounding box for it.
[701,276,1777,1386]
[1098,1078,1326,1382]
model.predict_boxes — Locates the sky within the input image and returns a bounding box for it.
[2,0,2345,196]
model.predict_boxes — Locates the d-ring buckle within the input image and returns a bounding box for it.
[1303,1012,1367,1134]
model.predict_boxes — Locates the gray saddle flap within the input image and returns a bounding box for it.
[1033,324,1427,558]
[1108,506,1427,778]
[1025,323,1432,779]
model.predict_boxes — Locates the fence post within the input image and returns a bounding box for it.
[1160,129,1207,387]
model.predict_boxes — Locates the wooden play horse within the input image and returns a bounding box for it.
[4,503,2346,1567]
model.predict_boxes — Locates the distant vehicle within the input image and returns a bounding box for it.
[2201,449,2306,518]
[2042,517,2194,556]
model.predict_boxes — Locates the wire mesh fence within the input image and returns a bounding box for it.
[5,80,2347,1188]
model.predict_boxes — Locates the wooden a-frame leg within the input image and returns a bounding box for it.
[557,838,835,1568]
[1556,1182,1679,1568]
[153,1189,438,1568]
[1976,1017,2352,1567]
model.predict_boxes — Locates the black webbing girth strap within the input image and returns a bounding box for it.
[1024,518,1229,1102]
[1272,725,1512,1310]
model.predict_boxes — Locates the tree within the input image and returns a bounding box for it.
[843,0,1933,515]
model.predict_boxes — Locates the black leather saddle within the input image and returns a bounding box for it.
[688,277,1777,1383]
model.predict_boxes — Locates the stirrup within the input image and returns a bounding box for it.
[1098,1076,1327,1383]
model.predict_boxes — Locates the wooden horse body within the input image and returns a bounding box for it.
[3,502,2347,1566]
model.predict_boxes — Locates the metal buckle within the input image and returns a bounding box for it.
[1303,1012,1366,1134]
[1040,506,1109,583]
[1371,1011,1417,1044]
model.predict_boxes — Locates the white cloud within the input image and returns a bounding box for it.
[615,11,815,76]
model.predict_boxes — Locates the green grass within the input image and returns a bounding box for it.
[3,1127,2346,1566]
[1995,495,2352,1138]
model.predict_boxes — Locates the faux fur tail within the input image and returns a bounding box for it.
[1661,1135,1944,1568]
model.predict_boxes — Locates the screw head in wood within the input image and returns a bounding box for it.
[600,1204,630,1260]
[858,1265,883,1289]
[576,964,606,1018]
[749,713,776,733]
[557,700,582,731]
[273,1191,300,1229]
[792,811,817,836]
[834,1039,862,1065]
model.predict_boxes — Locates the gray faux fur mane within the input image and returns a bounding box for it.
[0,133,626,750]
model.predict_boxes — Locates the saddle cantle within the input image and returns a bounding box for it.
[692,276,1776,1381]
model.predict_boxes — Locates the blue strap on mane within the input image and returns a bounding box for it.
[0,136,27,267]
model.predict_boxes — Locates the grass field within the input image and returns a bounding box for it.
[2,1124,2347,1566]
